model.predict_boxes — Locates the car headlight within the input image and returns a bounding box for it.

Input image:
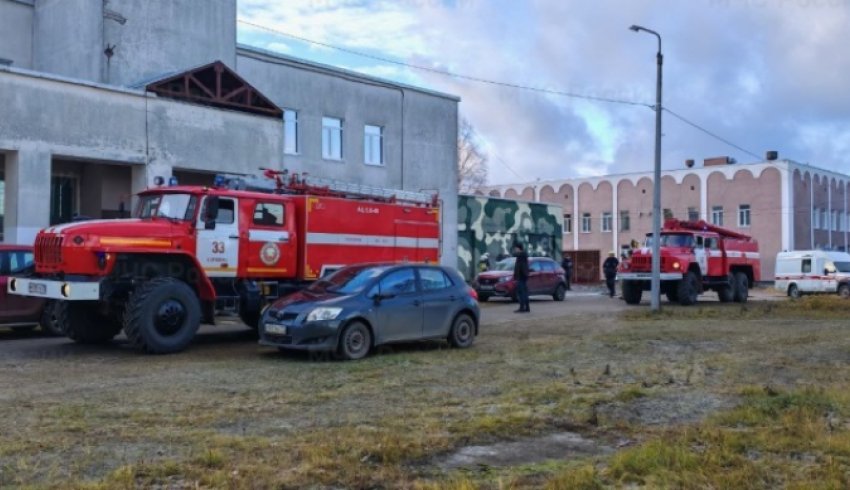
[306,307,343,322]
[672,261,681,270]
[498,276,511,283]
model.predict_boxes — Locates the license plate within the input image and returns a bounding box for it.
[28,282,47,295]
[264,323,287,335]
[479,285,494,291]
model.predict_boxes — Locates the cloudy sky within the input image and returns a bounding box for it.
[236,0,850,186]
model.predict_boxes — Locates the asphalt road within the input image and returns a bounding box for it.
[0,286,783,361]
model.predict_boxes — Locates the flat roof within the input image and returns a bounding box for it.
[236,43,461,102]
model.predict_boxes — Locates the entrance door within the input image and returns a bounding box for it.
[196,196,240,277]
[50,176,76,225]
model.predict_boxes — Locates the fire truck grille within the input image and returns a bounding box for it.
[631,256,651,270]
[35,235,63,265]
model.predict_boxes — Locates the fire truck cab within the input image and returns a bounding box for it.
[618,219,760,306]
[8,170,440,353]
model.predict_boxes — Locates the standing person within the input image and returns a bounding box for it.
[512,243,530,313]
[478,253,491,273]
[602,251,619,298]
[561,255,573,291]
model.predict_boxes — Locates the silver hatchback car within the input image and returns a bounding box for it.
[259,263,480,360]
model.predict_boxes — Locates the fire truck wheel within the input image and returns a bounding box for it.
[123,278,201,354]
[39,301,65,336]
[336,321,372,361]
[665,289,679,303]
[717,276,735,303]
[677,272,699,306]
[621,280,642,305]
[449,313,476,348]
[239,306,260,331]
[787,284,801,299]
[553,284,566,302]
[838,284,850,299]
[733,272,749,303]
[56,301,122,344]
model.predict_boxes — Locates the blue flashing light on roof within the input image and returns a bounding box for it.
[213,175,227,188]
[168,176,179,186]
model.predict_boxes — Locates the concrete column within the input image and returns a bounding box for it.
[612,180,619,256]
[573,186,579,250]
[3,148,51,244]
[810,175,815,249]
[780,163,793,252]
[700,173,708,221]
[130,161,172,208]
[828,180,832,249]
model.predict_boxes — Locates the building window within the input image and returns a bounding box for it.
[821,208,827,230]
[663,208,673,219]
[322,117,343,160]
[711,206,723,226]
[688,207,699,222]
[581,213,591,233]
[602,212,613,232]
[283,109,298,154]
[738,204,751,227]
[364,125,383,165]
[620,210,630,232]
[813,208,820,229]
[564,213,572,233]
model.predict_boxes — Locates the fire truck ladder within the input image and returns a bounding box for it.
[217,170,437,206]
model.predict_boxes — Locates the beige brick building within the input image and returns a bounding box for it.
[486,157,850,281]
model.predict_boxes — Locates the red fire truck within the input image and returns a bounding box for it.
[8,169,440,353]
[618,219,760,306]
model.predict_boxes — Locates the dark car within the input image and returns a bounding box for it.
[259,263,480,360]
[474,257,567,302]
[0,245,59,335]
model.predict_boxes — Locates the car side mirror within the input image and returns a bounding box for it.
[825,268,831,275]
[204,196,219,230]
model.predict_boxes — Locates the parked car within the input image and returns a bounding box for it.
[0,245,60,335]
[259,263,480,360]
[474,257,567,302]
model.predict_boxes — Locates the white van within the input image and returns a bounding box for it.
[774,250,850,298]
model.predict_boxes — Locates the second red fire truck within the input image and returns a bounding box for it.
[618,219,760,306]
[9,169,441,353]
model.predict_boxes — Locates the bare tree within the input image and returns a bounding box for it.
[458,118,488,194]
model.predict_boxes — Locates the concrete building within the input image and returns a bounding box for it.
[0,0,460,266]
[486,156,850,281]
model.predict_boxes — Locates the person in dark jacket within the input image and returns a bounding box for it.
[602,251,619,298]
[561,255,573,290]
[512,242,530,313]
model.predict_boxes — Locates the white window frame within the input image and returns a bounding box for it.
[821,208,827,231]
[620,210,630,232]
[687,207,699,222]
[601,212,613,232]
[564,213,572,234]
[363,124,384,166]
[322,117,343,161]
[813,208,820,229]
[711,206,723,226]
[581,212,591,233]
[738,204,751,228]
[832,210,838,232]
[283,109,299,155]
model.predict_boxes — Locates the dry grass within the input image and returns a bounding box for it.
[1,298,849,488]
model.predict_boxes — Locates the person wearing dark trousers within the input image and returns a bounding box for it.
[602,252,619,298]
[512,242,530,313]
[561,255,573,291]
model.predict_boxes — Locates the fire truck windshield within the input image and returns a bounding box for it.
[136,193,197,221]
[645,234,695,248]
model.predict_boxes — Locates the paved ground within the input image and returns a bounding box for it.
[0,285,783,361]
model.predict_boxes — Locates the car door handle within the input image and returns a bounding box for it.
[448,295,456,301]
[229,235,239,239]
[412,300,421,307]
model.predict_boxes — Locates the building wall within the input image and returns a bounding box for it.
[33,0,103,81]
[0,67,282,243]
[488,161,850,282]
[236,48,460,267]
[104,0,237,86]
[0,0,34,69]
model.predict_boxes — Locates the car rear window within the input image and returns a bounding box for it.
[419,268,453,291]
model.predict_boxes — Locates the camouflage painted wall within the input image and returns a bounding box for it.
[458,195,564,281]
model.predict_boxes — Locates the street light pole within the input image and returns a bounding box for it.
[630,24,663,312]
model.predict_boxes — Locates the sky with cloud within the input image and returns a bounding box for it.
[236,0,850,186]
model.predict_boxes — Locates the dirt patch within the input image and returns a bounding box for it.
[434,431,612,470]
[598,391,737,427]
